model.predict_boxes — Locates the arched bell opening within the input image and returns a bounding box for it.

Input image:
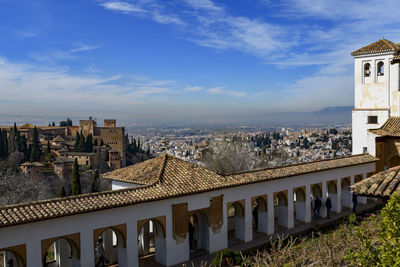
[1,249,25,267]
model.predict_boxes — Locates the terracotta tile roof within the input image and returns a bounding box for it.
[368,117,400,137]
[351,166,400,197]
[351,38,400,56]
[0,154,377,228]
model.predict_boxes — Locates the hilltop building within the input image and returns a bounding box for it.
[352,38,400,171]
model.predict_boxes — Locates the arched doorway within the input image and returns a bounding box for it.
[227,202,245,246]
[389,155,400,168]
[341,178,352,209]
[311,184,323,219]
[93,227,126,267]
[189,211,209,257]
[1,250,24,267]
[138,219,166,266]
[252,197,268,237]
[274,192,288,230]
[43,238,80,267]
[327,181,338,212]
[294,188,306,223]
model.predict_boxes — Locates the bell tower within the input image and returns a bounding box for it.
[351,39,400,155]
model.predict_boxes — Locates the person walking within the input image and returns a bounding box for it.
[7,259,14,267]
[252,204,259,230]
[352,192,358,212]
[325,197,332,219]
[314,197,322,220]
[95,238,107,267]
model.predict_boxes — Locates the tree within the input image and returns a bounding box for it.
[91,169,99,193]
[0,129,8,159]
[329,128,338,135]
[59,118,73,127]
[303,137,309,149]
[52,122,55,127]
[29,127,41,162]
[74,132,80,152]
[85,134,93,152]
[58,186,66,197]
[78,133,85,152]
[45,140,52,162]
[71,158,81,195]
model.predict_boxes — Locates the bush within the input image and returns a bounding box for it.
[211,249,242,266]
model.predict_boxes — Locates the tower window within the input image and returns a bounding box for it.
[364,63,371,77]
[377,61,384,76]
[368,116,378,124]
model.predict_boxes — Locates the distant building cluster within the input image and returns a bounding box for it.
[0,117,126,179]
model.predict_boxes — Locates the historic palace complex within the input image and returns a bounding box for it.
[1,39,400,266]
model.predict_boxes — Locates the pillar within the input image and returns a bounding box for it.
[305,185,312,223]
[244,198,253,242]
[321,180,327,218]
[336,178,342,213]
[267,194,275,235]
[126,221,139,267]
[287,188,294,228]
[80,230,94,267]
[26,240,42,267]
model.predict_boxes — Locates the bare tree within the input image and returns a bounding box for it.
[201,142,268,175]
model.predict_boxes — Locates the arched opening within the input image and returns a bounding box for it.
[311,184,323,220]
[1,250,24,267]
[389,155,400,168]
[377,61,384,76]
[252,197,268,237]
[274,192,288,230]
[341,178,352,209]
[227,202,245,246]
[327,181,338,212]
[44,238,79,267]
[189,211,209,257]
[94,227,126,267]
[138,219,166,266]
[294,188,306,223]
[364,63,371,77]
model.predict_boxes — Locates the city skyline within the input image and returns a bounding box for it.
[1,0,400,122]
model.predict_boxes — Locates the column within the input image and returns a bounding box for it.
[360,174,367,204]
[80,230,94,267]
[321,181,327,218]
[244,198,253,242]
[287,188,294,228]
[305,185,312,223]
[267,194,275,235]
[126,221,139,267]
[336,178,342,213]
[26,240,42,267]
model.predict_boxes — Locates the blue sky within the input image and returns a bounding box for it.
[1,0,400,122]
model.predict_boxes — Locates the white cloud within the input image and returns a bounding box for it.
[99,1,145,14]
[70,44,100,53]
[207,87,247,97]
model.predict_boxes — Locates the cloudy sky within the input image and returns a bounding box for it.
[1,0,400,122]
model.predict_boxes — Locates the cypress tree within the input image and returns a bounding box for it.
[133,139,137,153]
[100,139,104,146]
[74,132,80,152]
[45,140,52,161]
[85,134,93,152]
[78,133,85,152]
[29,127,40,162]
[8,123,18,153]
[93,139,98,146]
[52,122,55,127]
[91,169,99,193]
[72,158,81,195]
[0,129,7,159]
[58,186,66,197]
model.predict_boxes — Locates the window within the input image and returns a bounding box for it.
[363,147,368,153]
[368,116,378,124]
[364,63,371,77]
[377,61,384,76]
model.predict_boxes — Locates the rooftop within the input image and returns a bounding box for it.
[351,38,400,56]
[351,166,400,197]
[0,154,377,228]
[368,117,400,137]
